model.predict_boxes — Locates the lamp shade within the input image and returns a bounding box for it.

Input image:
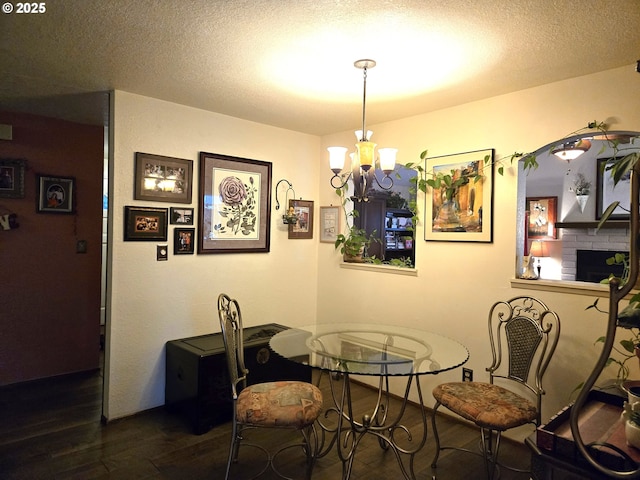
[378,148,397,174]
[529,240,548,258]
[356,141,376,171]
[328,146,348,174]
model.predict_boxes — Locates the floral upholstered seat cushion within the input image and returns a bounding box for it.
[236,381,323,428]
[433,382,537,430]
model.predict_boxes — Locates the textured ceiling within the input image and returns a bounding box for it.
[1,0,639,134]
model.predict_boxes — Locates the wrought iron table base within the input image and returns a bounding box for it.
[314,370,428,480]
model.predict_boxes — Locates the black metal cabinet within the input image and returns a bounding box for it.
[165,323,311,434]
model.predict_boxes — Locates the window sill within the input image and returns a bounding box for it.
[510,278,636,299]
[340,262,418,276]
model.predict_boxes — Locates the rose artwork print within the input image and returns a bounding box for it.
[210,168,260,239]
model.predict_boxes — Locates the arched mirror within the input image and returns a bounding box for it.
[518,130,640,282]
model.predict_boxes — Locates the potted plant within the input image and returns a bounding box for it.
[334,225,376,262]
[333,185,379,263]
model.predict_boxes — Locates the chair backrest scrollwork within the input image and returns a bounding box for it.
[487,295,561,425]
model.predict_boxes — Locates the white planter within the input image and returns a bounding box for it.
[576,194,589,213]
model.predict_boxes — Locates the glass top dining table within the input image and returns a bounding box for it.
[269,323,469,377]
[269,323,469,480]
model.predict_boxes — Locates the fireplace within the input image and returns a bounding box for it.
[576,249,626,284]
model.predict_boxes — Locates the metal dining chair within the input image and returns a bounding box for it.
[217,293,323,480]
[430,296,560,479]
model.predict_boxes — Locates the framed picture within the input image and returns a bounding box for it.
[596,157,630,220]
[288,199,314,239]
[424,149,494,242]
[36,175,75,214]
[320,206,340,243]
[198,152,272,254]
[134,152,193,204]
[174,227,195,254]
[170,207,194,225]
[123,206,168,241]
[526,196,557,240]
[0,158,26,198]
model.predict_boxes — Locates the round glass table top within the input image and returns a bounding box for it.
[269,323,469,376]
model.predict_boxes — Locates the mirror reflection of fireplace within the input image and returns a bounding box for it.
[576,249,626,284]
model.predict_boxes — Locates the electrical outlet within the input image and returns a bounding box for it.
[462,368,473,382]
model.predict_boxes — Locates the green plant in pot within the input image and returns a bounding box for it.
[333,184,379,263]
[334,225,376,262]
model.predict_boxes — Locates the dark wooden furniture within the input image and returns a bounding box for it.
[527,388,637,479]
[354,198,415,264]
[165,323,311,434]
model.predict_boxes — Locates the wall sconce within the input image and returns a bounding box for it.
[274,179,299,224]
[327,60,397,202]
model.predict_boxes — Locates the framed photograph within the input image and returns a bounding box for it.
[424,149,494,242]
[174,227,195,254]
[170,207,194,225]
[134,152,193,204]
[36,175,75,214]
[123,206,168,241]
[288,199,314,239]
[526,196,557,240]
[320,206,340,243]
[0,158,26,198]
[596,157,630,220]
[198,152,272,254]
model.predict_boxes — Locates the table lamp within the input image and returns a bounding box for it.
[529,240,549,278]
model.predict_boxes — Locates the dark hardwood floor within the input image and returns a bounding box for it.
[0,368,532,479]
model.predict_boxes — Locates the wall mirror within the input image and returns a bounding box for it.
[352,165,418,266]
[519,130,640,283]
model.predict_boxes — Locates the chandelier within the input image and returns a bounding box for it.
[327,59,397,202]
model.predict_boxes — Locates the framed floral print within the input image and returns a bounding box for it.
[197,152,272,253]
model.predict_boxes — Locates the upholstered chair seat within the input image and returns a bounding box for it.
[236,380,323,428]
[433,382,537,430]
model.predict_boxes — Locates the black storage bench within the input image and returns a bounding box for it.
[165,323,311,434]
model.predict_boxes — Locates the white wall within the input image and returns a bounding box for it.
[316,65,640,440]
[105,92,321,419]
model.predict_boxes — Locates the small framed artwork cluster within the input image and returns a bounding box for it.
[125,153,196,256]
[127,151,279,257]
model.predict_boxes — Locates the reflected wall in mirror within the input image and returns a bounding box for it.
[520,130,640,282]
[353,165,417,267]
